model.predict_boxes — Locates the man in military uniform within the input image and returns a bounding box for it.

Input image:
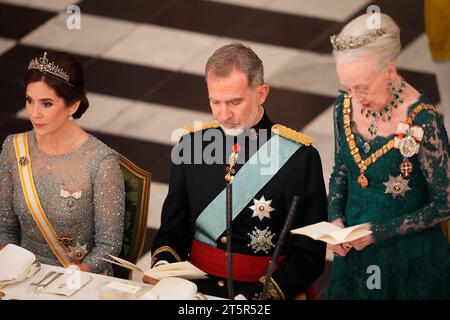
[145,43,327,300]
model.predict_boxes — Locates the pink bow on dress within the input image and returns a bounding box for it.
[60,189,82,199]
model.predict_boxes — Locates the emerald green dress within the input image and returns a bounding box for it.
[327,93,450,299]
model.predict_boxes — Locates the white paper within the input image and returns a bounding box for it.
[0,244,36,282]
[144,261,208,280]
[291,221,372,245]
[103,255,208,281]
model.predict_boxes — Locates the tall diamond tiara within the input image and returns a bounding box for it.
[27,52,70,82]
[330,28,386,52]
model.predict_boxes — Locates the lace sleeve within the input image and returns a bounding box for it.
[373,110,450,241]
[328,97,349,222]
[82,154,125,273]
[0,136,20,246]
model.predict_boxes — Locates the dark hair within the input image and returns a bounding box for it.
[24,51,89,119]
[205,42,264,87]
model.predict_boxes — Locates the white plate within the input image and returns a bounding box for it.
[0,262,41,286]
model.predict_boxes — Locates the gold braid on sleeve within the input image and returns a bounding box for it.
[258,276,285,300]
[151,246,182,267]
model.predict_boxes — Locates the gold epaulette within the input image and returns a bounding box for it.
[181,121,220,134]
[271,124,314,146]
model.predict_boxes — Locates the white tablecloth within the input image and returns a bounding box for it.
[0,264,222,300]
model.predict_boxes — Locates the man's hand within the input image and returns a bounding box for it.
[142,260,169,284]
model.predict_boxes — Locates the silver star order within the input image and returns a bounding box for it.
[383,175,411,198]
[249,196,275,222]
[247,227,275,254]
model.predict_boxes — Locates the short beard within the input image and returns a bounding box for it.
[220,125,245,136]
[219,105,261,136]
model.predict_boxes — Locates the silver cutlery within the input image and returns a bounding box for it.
[30,271,57,286]
[34,272,63,294]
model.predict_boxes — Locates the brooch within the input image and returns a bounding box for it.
[19,156,29,167]
[60,189,82,208]
[394,122,424,158]
[67,242,88,262]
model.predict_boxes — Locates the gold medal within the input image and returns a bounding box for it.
[358,173,369,189]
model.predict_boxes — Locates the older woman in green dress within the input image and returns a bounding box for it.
[327,13,450,299]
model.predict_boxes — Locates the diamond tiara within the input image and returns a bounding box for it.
[27,52,70,82]
[330,28,386,52]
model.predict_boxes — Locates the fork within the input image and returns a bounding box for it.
[34,272,63,294]
[30,271,57,286]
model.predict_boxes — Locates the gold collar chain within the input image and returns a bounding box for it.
[342,94,435,189]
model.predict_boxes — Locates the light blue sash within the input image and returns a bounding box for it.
[194,134,302,246]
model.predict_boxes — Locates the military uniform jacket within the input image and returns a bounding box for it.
[151,112,327,299]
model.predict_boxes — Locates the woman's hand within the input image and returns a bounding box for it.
[349,223,374,251]
[327,218,351,257]
[78,263,92,273]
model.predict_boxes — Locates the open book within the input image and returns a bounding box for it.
[290,221,372,245]
[102,255,208,280]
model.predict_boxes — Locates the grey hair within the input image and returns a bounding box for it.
[205,42,264,87]
[333,13,401,69]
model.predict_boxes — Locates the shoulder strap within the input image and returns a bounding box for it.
[13,133,72,268]
[194,134,303,246]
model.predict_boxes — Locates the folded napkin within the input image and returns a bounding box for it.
[0,244,36,282]
[146,277,198,300]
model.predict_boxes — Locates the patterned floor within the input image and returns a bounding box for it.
[0,0,443,297]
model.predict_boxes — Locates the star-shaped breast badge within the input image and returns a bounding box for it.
[249,196,275,222]
[247,227,275,254]
[383,175,411,198]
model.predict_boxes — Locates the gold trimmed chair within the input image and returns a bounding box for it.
[113,153,151,279]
